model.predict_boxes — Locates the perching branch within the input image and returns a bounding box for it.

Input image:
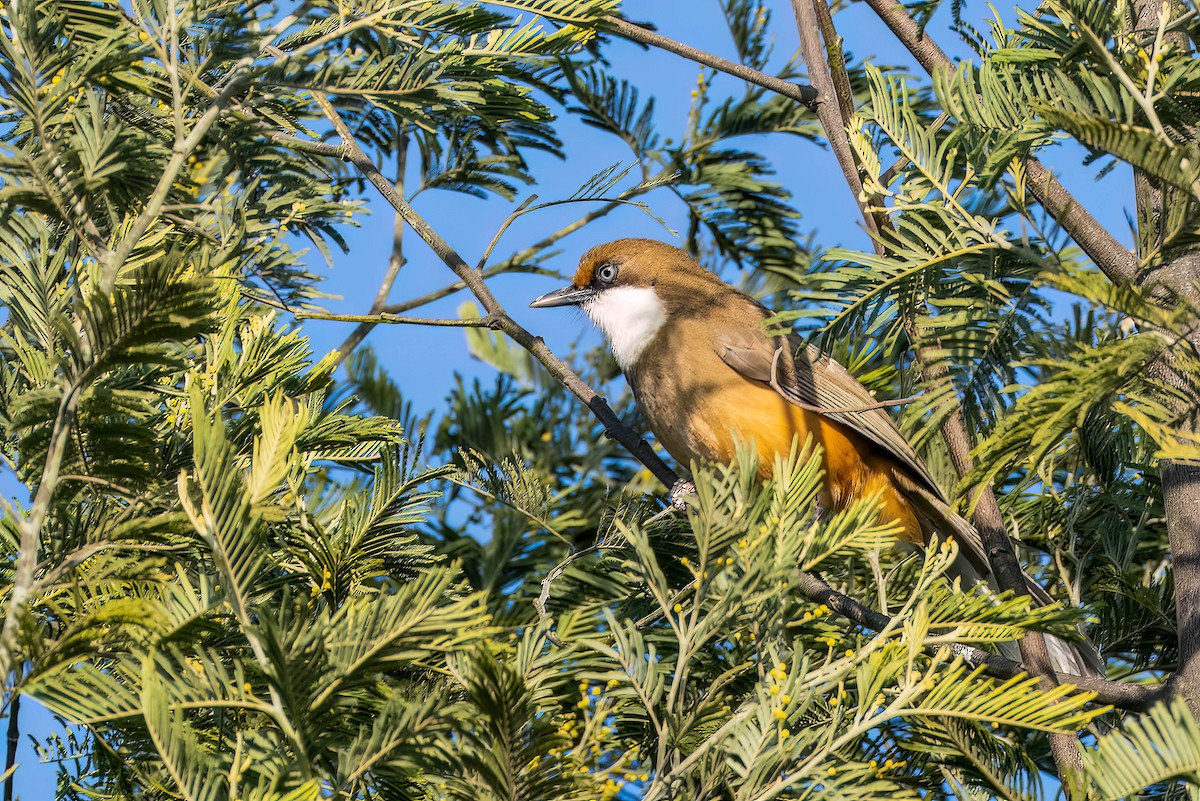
[794,572,1163,712]
[312,91,680,492]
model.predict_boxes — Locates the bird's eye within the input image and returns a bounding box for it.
[596,262,618,284]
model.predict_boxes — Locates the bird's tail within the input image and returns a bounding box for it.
[897,477,1105,678]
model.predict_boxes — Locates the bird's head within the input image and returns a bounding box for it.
[530,239,728,369]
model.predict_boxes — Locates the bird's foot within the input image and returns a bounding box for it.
[669,479,697,510]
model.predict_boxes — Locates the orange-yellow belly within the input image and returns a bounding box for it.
[652,372,923,544]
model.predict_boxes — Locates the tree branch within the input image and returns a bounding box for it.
[604,16,818,108]
[790,0,879,240]
[0,384,83,686]
[794,571,1163,712]
[312,91,680,491]
[294,311,499,328]
[333,128,409,366]
[3,694,17,801]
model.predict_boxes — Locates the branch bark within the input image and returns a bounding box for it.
[795,572,1162,712]
[1162,460,1200,709]
[333,129,409,366]
[0,384,83,687]
[789,0,879,241]
[3,694,17,801]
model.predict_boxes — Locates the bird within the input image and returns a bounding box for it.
[531,238,1103,677]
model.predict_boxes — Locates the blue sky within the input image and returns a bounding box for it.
[4,0,1138,796]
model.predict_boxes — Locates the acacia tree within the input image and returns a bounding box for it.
[1,0,1199,800]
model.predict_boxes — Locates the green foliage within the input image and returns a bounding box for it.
[3,0,1200,799]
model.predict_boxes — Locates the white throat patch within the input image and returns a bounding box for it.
[583,286,667,371]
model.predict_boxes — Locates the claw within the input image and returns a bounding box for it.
[669,479,696,510]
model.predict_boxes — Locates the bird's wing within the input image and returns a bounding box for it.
[715,328,946,502]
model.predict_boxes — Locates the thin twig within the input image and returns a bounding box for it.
[477,195,539,272]
[58,474,137,497]
[376,196,634,316]
[604,17,818,108]
[535,545,601,646]
[295,311,499,328]
[378,262,526,316]
[635,580,696,630]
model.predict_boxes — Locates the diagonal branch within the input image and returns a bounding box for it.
[311,91,680,491]
[795,572,1162,712]
[789,0,880,241]
[604,16,818,108]
[333,128,409,366]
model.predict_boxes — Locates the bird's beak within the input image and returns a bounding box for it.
[529,285,595,308]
